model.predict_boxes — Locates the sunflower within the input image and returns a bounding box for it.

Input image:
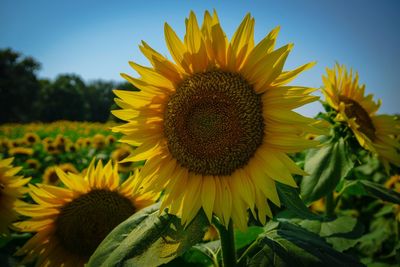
[112,11,323,229]
[0,158,31,235]
[92,134,106,149]
[66,142,78,153]
[106,135,117,145]
[26,159,41,170]
[111,145,134,173]
[14,160,158,266]
[43,164,78,186]
[322,64,400,169]
[24,132,41,145]
[9,147,34,156]
[385,175,400,222]
[44,142,58,154]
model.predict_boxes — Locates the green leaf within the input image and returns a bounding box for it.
[276,183,320,220]
[301,138,354,203]
[246,221,364,267]
[235,226,264,250]
[296,216,360,252]
[87,203,209,267]
[358,180,400,204]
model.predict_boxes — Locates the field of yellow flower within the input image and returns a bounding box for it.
[1,9,400,267]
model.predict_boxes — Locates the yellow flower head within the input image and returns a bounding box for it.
[24,132,41,145]
[322,64,400,169]
[43,164,78,186]
[92,134,106,149]
[0,158,31,235]
[9,147,34,156]
[44,142,58,154]
[111,145,134,173]
[112,10,323,229]
[106,135,117,145]
[26,159,41,170]
[14,160,158,267]
[66,142,78,153]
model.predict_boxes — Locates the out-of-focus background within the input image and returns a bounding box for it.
[1,0,399,122]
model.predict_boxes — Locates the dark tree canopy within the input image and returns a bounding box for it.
[0,48,41,123]
[0,48,136,123]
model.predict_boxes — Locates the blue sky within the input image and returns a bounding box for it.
[1,0,399,117]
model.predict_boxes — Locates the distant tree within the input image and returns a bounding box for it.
[37,74,89,121]
[85,80,116,122]
[0,48,41,122]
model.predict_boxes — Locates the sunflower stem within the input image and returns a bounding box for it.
[325,191,335,218]
[214,218,237,267]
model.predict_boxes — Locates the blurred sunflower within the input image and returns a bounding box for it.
[0,158,30,235]
[14,160,158,266]
[106,135,117,145]
[385,175,400,221]
[9,147,34,156]
[24,132,41,145]
[111,145,134,173]
[92,134,106,149]
[26,159,41,170]
[66,142,78,153]
[54,135,67,152]
[112,11,323,229]
[43,164,78,186]
[323,64,400,169]
[0,138,10,153]
[75,137,86,148]
[44,142,58,154]
[42,137,53,145]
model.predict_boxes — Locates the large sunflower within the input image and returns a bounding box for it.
[322,64,400,169]
[112,11,323,229]
[0,158,30,235]
[14,160,158,266]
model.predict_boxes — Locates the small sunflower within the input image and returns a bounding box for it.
[43,164,78,186]
[14,160,158,266]
[385,175,400,222]
[9,147,34,156]
[92,134,106,149]
[24,132,41,145]
[111,145,134,173]
[66,142,78,153]
[0,158,31,235]
[106,135,117,145]
[112,11,322,229]
[322,64,400,169]
[26,159,41,170]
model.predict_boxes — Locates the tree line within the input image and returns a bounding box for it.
[0,48,135,123]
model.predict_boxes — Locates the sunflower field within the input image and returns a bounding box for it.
[1,10,400,267]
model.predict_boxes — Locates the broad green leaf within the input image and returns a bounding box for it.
[301,138,354,203]
[235,226,264,250]
[246,221,364,267]
[296,216,360,252]
[358,180,400,204]
[341,180,400,204]
[87,203,209,267]
[276,183,320,220]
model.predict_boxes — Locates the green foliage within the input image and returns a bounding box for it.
[242,221,364,267]
[87,203,209,267]
[0,48,41,123]
[0,48,135,122]
[340,180,400,204]
[301,138,354,203]
[277,182,320,220]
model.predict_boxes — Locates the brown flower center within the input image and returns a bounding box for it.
[164,71,264,176]
[339,96,376,140]
[55,189,135,257]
